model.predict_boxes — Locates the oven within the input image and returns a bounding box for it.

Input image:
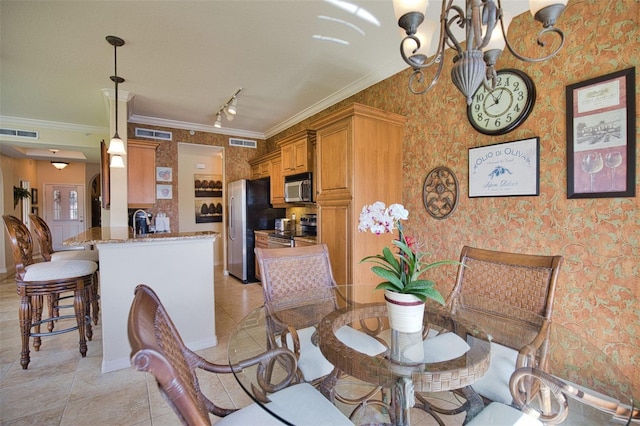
[267,234,294,248]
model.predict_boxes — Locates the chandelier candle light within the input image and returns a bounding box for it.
[358,202,460,333]
[392,0,568,104]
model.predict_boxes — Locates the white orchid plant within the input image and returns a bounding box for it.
[358,201,458,304]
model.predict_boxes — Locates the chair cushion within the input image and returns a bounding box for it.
[335,325,387,356]
[51,249,99,263]
[284,325,386,382]
[466,402,542,426]
[470,339,518,404]
[403,332,471,363]
[24,260,97,282]
[218,383,352,425]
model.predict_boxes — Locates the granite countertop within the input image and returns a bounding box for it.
[63,227,219,246]
[254,229,275,235]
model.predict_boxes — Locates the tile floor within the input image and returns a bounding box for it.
[0,267,463,425]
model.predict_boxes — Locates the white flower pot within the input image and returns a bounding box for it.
[384,290,425,333]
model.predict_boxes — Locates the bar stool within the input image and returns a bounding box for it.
[29,213,100,325]
[3,215,97,369]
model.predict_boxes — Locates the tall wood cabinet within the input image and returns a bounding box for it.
[127,139,159,208]
[310,103,406,303]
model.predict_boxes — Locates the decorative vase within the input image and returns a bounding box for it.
[384,289,425,333]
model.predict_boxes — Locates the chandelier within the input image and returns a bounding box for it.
[392,0,568,104]
[214,88,242,129]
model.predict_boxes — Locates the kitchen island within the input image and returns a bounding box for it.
[65,227,220,373]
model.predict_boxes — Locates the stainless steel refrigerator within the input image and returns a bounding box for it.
[227,178,285,283]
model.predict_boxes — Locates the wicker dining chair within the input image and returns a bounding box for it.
[29,213,100,324]
[445,245,563,406]
[128,284,352,426]
[2,214,97,369]
[255,244,386,404]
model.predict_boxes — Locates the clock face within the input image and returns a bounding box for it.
[467,69,536,135]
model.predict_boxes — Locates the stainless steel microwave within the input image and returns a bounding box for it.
[284,172,313,203]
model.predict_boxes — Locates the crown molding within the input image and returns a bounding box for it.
[0,115,108,134]
[128,114,265,140]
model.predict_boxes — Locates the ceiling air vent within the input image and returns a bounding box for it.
[134,127,172,141]
[229,138,257,149]
[0,128,39,139]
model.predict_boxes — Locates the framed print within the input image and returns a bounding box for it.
[156,167,172,182]
[469,137,540,197]
[31,206,38,216]
[567,67,636,198]
[195,199,223,223]
[194,174,223,198]
[31,188,38,205]
[156,184,173,200]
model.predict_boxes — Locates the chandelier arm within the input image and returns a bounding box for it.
[444,8,465,53]
[408,57,446,95]
[503,25,565,63]
[477,0,499,51]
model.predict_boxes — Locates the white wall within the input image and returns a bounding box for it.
[177,143,225,265]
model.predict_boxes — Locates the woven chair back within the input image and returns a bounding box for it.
[447,246,562,349]
[2,215,35,279]
[257,244,338,310]
[128,284,211,425]
[29,214,55,261]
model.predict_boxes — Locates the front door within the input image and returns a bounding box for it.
[44,184,86,251]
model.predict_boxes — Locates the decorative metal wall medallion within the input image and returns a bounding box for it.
[423,167,459,219]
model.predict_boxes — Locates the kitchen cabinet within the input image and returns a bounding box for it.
[294,237,317,247]
[249,150,285,207]
[127,139,160,208]
[278,130,315,176]
[254,231,269,281]
[310,103,405,304]
[250,158,271,179]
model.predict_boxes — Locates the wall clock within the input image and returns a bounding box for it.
[467,69,536,135]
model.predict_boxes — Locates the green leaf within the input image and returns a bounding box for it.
[375,282,402,292]
[381,247,400,271]
[371,266,403,288]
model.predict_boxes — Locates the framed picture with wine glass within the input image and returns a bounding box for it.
[566,67,635,198]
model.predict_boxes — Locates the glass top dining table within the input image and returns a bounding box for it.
[228,287,637,425]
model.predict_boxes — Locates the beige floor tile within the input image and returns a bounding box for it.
[60,386,151,426]
[0,371,75,422]
[1,405,66,426]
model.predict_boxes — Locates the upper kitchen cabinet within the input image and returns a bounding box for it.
[249,150,285,206]
[250,155,271,179]
[127,139,159,208]
[310,103,405,303]
[278,130,316,176]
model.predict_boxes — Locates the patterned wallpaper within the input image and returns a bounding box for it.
[131,0,639,401]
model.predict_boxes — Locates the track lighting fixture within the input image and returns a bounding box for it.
[106,35,127,168]
[213,88,242,129]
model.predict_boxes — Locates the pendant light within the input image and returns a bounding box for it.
[106,35,126,168]
[51,161,69,170]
